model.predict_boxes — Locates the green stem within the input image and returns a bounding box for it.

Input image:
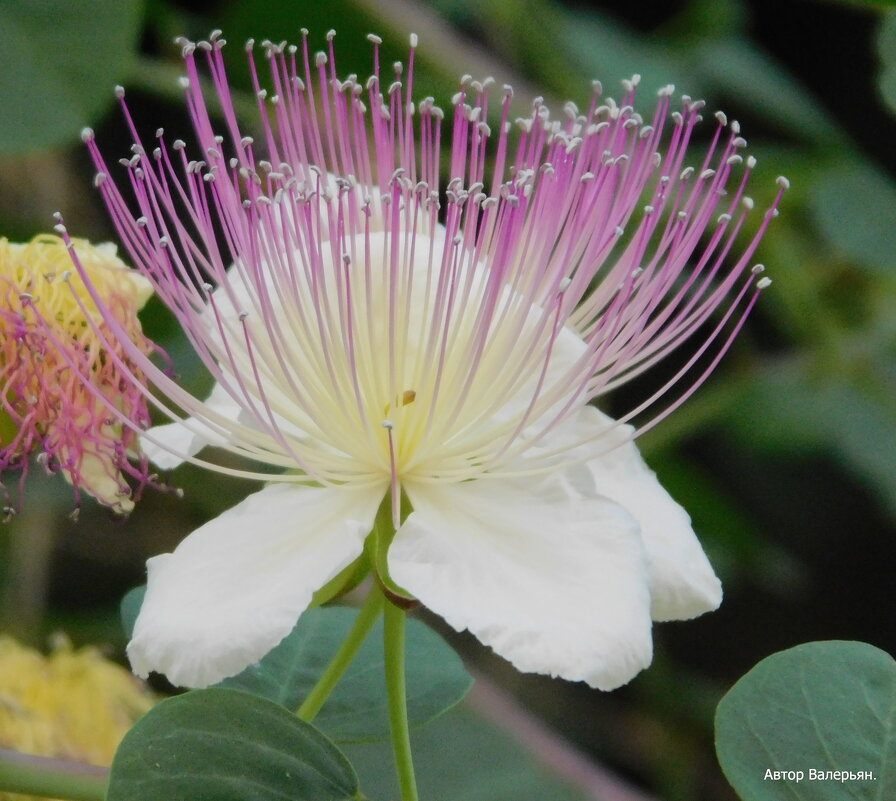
[296,588,384,721]
[0,749,108,801]
[383,597,419,801]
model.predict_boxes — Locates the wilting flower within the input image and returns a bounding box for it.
[68,30,786,690]
[0,234,154,517]
[0,635,155,782]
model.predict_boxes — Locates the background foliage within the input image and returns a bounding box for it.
[1,0,895,799]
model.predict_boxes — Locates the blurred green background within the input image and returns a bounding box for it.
[2,0,896,799]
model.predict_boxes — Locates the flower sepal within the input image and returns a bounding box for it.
[308,551,371,609]
[366,493,418,608]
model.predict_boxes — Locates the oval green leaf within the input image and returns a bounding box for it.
[879,13,896,116]
[219,605,473,743]
[715,640,896,800]
[107,687,359,801]
[119,584,145,639]
[810,162,896,277]
[120,588,473,744]
[0,0,143,154]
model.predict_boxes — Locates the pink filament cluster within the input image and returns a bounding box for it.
[0,236,156,517]
[75,30,786,485]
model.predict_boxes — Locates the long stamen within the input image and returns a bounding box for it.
[382,420,400,528]
[56,30,785,498]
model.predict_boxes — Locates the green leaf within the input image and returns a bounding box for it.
[715,641,896,800]
[107,687,359,801]
[0,0,144,154]
[725,364,896,516]
[120,588,471,743]
[692,37,842,144]
[344,703,591,801]
[219,605,473,743]
[880,10,896,111]
[810,161,896,276]
[119,584,146,640]
[556,8,686,97]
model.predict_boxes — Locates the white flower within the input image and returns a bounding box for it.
[75,32,786,690]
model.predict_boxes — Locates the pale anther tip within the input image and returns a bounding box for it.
[114,85,125,98]
[752,264,766,274]
[382,420,395,430]
[367,33,383,44]
[756,276,772,290]
[776,175,791,190]
[53,223,66,234]
[410,33,418,48]
[80,127,94,142]
[326,29,336,41]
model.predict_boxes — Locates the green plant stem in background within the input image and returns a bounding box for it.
[296,586,384,721]
[384,597,419,801]
[0,749,108,801]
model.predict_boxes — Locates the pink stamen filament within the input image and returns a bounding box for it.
[59,32,786,490]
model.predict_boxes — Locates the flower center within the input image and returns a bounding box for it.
[220,220,573,488]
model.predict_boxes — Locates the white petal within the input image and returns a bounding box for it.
[128,481,385,687]
[141,382,244,470]
[541,406,722,621]
[393,476,652,690]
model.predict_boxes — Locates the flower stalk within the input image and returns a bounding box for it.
[0,749,108,801]
[383,596,419,801]
[296,586,384,721]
